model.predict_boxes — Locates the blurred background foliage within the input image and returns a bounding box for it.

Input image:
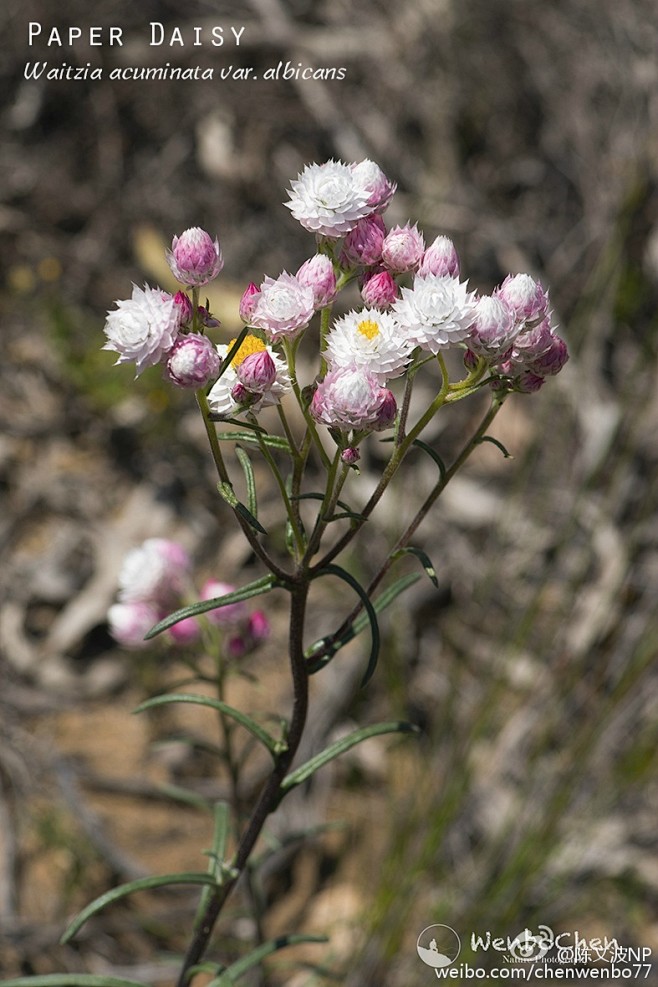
[1,0,658,984]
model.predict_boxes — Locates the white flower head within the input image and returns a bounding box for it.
[325,308,412,383]
[250,272,315,342]
[393,274,477,354]
[103,283,181,375]
[284,160,374,237]
[108,601,161,649]
[207,335,291,417]
[310,365,396,432]
[117,538,191,607]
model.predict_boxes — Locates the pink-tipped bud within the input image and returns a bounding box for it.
[165,332,221,389]
[373,388,397,431]
[167,227,224,287]
[360,269,399,309]
[515,371,546,393]
[418,235,460,279]
[467,295,518,359]
[167,616,201,645]
[231,381,259,407]
[237,350,277,393]
[296,254,338,308]
[341,446,361,465]
[512,317,555,364]
[341,215,386,267]
[201,580,247,625]
[247,610,270,642]
[381,223,425,273]
[496,273,548,324]
[173,290,194,325]
[351,159,397,213]
[464,348,479,371]
[239,282,261,323]
[526,333,569,377]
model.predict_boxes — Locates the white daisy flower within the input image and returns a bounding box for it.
[325,308,412,384]
[207,335,291,417]
[393,274,478,354]
[103,283,181,375]
[284,160,374,237]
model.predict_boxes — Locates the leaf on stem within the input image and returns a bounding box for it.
[134,694,285,759]
[203,935,329,986]
[60,873,219,944]
[391,546,439,588]
[280,721,420,794]
[477,434,513,458]
[217,481,267,534]
[311,564,380,686]
[144,574,278,639]
[382,435,448,482]
[235,446,258,519]
[292,492,366,523]
[213,326,249,383]
[195,801,232,931]
[214,428,291,450]
[305,572,421,673]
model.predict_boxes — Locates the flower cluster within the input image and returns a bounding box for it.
[104,159,568,458]
[108,538,269,654]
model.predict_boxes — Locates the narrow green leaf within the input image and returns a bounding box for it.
[145,575,277,639]
[291,492,366,523]
[134,694,284,758]
[392,546,438,588]
[311,564,380,686]
[306,573,421,672]
[380,436,447,480]
[1,979,148,987]
[235,501,267,534]
[280,722,419,793]
[217,481,266,534]
[477,434,513,458]
[206,934,329,986]
[215,429,290,450]
[195,801,231,931]
[61,873,218,944]
[235,446,258,519]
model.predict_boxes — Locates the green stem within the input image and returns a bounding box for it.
[284,338,331,470]
[176,579,311,987]
[249,414,306,559]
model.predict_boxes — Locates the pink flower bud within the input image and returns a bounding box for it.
[230,381,259,407]
[381,223,425,273]
[515,371,546,393]
[239,282,261,323]
[526,333,569,376]
[167,616,201,645]
[341,215,386,267]
[167,227,224,287]
[467,295,518,359]
[117,539,191,607]
[511,317,555,364]
[350,159,397,213]
[496,273,548,324]
[464,348,479,371]
[237,350,277,392]
[360,269,399,309]
[296,254,338,308]
[201,580,247,624]
[165,332,221,389]
[108,601,160,649]
[341,446,361,465]
[247,610,270,642]
[418,235,460,279]
[373,388,397,431]
[173,291,194,325]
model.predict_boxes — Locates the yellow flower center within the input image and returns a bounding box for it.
[227,335,267,367]
[356,319,380,341]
